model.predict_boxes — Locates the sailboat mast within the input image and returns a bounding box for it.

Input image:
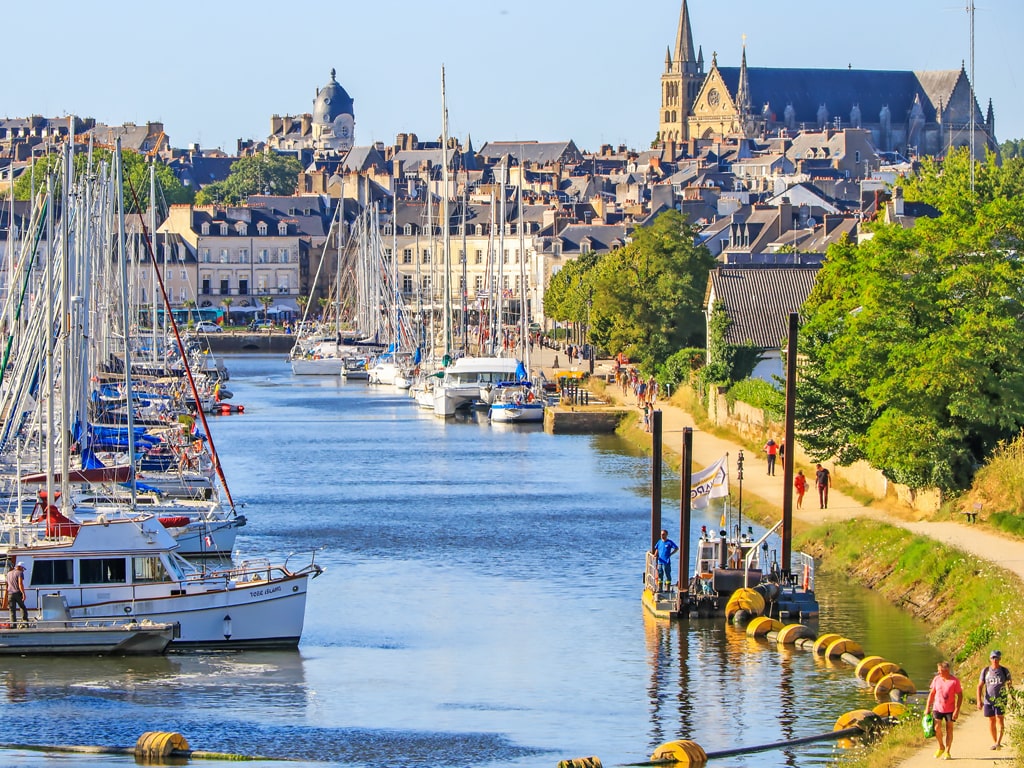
[44,172,55,508]
[440,66,452,358]
[59,143,72,507]
[497,159,506,355]
[518,180,528,368]
[115,139,138,510]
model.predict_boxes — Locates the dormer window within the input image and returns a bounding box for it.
[277,222,287,236]
[236,222,248,236]
[257,222,268,236]
[475,224,484,236]
[404,224,413,236]
[220,223,228,236]
[201,222,210,235]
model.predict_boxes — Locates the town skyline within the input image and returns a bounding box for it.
[5,0,1021,155]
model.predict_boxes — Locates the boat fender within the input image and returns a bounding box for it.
[865,661,903,685]
[649,740,707,765]
[811,633,843,655]
[824,637,864,659]
[557,758,603,768]
[237,404,244,413]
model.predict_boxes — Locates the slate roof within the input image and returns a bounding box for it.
[707,265,820,349]
[477,141,582,166]
[717,67,962,125]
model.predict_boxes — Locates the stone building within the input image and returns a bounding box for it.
[658,1,997,158]
[268,69,355,156]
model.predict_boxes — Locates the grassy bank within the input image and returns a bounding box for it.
[796,519,1024,767]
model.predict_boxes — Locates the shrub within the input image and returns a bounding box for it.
[727,378,784,422]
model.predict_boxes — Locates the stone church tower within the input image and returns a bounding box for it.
[658,0,703,145]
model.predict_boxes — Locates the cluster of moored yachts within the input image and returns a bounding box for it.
[289,331,550,422]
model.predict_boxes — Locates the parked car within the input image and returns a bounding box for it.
[249,319,275,331]
[194,321,223,333]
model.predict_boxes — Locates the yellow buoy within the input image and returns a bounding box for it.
[872,701,907,718]
[834,709,881,732]
[865,661,903,685]
[824,638,864,659]
[135,732,190,759]
[724,588,765,620]
[873,673,915,702]
[776,623,814,644]
[746,616,784,637]
[557,758,603,768]
[650,740,708,765]
[811,633,842,655]
[854,656,887,679]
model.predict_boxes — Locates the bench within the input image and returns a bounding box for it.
[962,502,982,523]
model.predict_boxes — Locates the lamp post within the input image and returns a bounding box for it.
[736,449,745,540]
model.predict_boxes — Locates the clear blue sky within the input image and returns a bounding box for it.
[5,1,1021,154]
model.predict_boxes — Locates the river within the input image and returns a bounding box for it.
[0,354,942,768]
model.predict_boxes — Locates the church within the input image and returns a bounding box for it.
[267,69,355,156]
[658,1,997,158]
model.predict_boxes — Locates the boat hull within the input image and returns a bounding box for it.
[0,622,174,655]
[489,403,545,423]
[291,357,344,375]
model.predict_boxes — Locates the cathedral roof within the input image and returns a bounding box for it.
[716,67,961,124]
[312,69,354,126]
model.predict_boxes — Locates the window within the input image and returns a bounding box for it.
[237,222,248,236]
[201,248,211,263]
[402,249,412,264]
[422,249,431,264]
[219,223,228,236]
[458,249,465,263]
[178,244,186,261]
[277,223,287,236]
[133,557,171,583]
[459,276,466,291]
[402,274,413,293]
[80,557,127,584]
[28,559,73,585]
[404,224,413,236]
[257,222,268,236]
[503,275,510,290]
[239,279,249,295]
[503,249,509,264]
[258,249,268,263]
[279,249,290,263]
[220,249,229,263]
[421,276,431,292]
[220,279,230,295]
[855,150,861,163]
[201,278,211,294]
[475,224,483,236]
[474,249,483,264]
[239,249,250,264]
[201,223,210,235]
[180,270,186,281]
[475,275,484,291]
[384,248,392,262]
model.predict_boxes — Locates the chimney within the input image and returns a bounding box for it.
[301,114,312,135]
[893,186,904,217]
[778,197,793,233]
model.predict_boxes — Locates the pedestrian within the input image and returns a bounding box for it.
[778,441,786,469]
[977,650,1012,750]
[764,439,778,476]
[925,660,963,759]
[653,530,678,593]
[643,402,652,432]
[5,562,28,627]
[815,464,831,509]
[794,469,808,509]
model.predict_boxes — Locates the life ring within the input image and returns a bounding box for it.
[527,391,535,403]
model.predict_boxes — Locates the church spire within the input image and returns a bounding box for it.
[737,38,751,113]
[673,0,698,73]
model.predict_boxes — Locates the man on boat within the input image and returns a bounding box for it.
[5,562,29,627]
[654,530,679,593]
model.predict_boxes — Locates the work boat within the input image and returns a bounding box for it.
[432,357,524,417]
[7,515,323,649]
[487,381,545,423]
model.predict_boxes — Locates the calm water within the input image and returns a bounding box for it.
[0,355,942,768]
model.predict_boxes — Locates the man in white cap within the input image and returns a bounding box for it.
[977,650,1013,750]
[5,562,28,627]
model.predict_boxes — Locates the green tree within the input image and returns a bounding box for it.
[589,209,714,371]
[195,152,302,205]
[259,295,274,323]
[999,138,1024,160]
[13,147,192,210]
[221,297,233,326]
[797,151,1024,491]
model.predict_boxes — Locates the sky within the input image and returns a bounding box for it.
[4,1,1021,155]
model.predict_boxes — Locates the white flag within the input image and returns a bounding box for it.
[690,455,729,509]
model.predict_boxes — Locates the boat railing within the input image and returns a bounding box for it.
[790,551,815,592]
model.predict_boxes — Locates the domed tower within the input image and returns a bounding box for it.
[312,69,355,153]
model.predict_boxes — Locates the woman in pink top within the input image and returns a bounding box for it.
[926,661,963,760]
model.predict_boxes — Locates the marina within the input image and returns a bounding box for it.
[0,355,942,767]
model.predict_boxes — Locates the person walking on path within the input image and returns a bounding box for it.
[653,530,679,593]
[764,439,778,476]
[5,562,28,627]
[978,650,1013,750]
[926,661,963,759]
[815,464,832,509]
[794,469,808,509]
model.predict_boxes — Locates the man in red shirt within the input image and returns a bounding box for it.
[926,660,963,759]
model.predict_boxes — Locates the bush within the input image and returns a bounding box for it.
[727,378,784,422]
[658,347,705,390]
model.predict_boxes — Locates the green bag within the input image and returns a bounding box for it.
[921,712,935,738]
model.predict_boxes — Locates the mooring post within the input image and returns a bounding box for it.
[781,311,798,578]
[679,426,693,595]
[650,410,663,556]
